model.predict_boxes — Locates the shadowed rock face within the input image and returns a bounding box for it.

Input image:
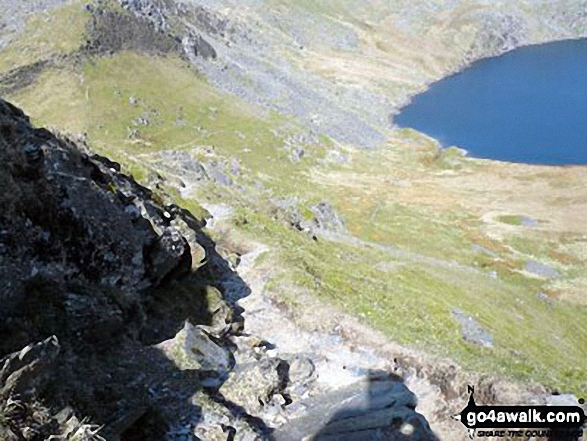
[85,5,182,55]
[0,98,194,348]
[0,97,193,437]
[0,98,276,440]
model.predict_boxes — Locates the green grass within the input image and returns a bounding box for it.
[231,201,587,394]
[497,214,526,226]
[7,51,330,206]
[10,68,87,132]
[12,51,329,194]
[0,1,89,74]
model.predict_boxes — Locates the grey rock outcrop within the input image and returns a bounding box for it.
[156,321,233,373]
[0,98,195,338]
[86,4,181,55]
[452,309,494,348]
[311,201,346,233]
[524,260,560,279]
[183,32,217,60]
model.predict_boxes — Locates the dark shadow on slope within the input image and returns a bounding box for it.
[0,97,265,440]
[276,370,439,441]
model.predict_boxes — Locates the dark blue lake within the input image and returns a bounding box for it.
[394,39,587,165]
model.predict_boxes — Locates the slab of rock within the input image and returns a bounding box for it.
[156,321,232,373]
[452,309,493,348]
[524,260,560,279]
[273,373,438,441]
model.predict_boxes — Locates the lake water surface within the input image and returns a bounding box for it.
[394,39,587,165]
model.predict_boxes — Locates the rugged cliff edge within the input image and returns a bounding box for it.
[0,99,438,440]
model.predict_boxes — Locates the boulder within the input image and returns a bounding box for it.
[452,309,493,348]
[147,228,192,284]
[156,321,232,373]
[219,357,288,416]
[182,33,217,60]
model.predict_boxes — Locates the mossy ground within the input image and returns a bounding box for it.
[2,3,586,395]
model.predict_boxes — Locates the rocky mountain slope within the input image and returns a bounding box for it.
[0,99,443,440]
[1,0,587,440]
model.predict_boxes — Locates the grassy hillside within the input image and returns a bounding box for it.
[1,0,586,396]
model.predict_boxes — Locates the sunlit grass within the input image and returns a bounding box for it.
[0,1,90,74]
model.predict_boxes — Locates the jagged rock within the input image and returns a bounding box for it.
[0,339,62,440]
[219,357,288,416]
[311,201,346,233]
[147,228,191,284]
[0,336,60,399]
[182,32,217,60]
[0,397,60,441]
[156,321,232,373]
[57,409,106,441]
[170,217,207,270]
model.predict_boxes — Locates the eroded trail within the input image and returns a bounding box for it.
[220,234,453,439]
[223,226,583,440]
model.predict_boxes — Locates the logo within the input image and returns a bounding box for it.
[453,386,586,439]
